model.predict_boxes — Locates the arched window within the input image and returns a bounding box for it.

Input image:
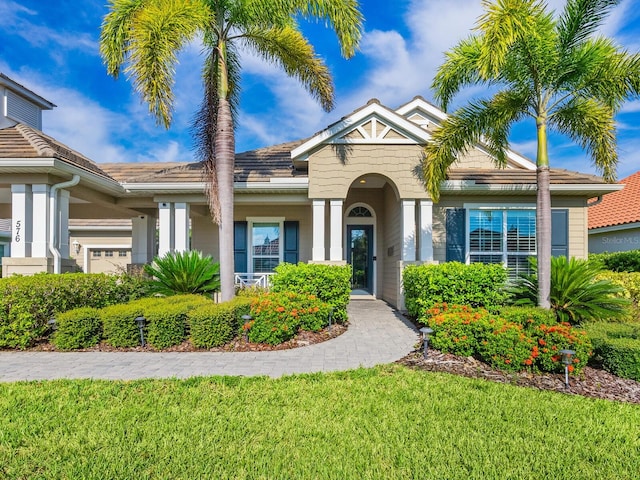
[348,206,372,218]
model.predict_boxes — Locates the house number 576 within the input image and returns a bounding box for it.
[14,220,21,243]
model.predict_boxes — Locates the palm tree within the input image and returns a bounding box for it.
[100,0,362,301]
[422,0,640,309]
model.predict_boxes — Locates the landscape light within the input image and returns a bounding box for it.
[135,316,146,347]
[420,327,434,358]
[560,349,575,389]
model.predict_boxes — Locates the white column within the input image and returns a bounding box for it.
[10,184,32,258]
[312,199,326,261]
[32,184,50,257]
[329,199,343,261]
[174,202,190,253]
[158,202,174,257]
[419,200,433,262]
[131,215,156,264]
[401,200,416,262]
[58,190,71,258]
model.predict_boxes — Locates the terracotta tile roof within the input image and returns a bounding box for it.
[101,140,306,184]
[0,124,115,181]
[447,168,606,184]
[589,171,640,229]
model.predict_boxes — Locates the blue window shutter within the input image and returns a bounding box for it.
[446,208,466,262]
[551,209,569,258]
[283,221,299,264]
[234,221,248,272]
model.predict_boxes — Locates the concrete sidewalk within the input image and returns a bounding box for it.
[0,299,418,381]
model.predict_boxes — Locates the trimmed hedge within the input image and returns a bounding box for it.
[51,307,102,351]
[189,297,252,348]
[270,263,351,322]
[101,303,146,348]
[0,273,149,349]
[403,262,509,318]
[596,271,640,321]
[584,322,640,381]
[145,304,189,349]
[590,250,640,273]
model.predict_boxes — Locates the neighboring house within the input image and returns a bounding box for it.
[0,74,622,308]
[68,219,133,273]
[589,171,640,253]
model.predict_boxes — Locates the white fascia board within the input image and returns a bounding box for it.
[589,222,640,234]
[123,182,206,193]
[290,102,432,160]
[0,157,125,195]
[235,180,309,191]
[0,75,56,109]
[441,181,623,195]
[395,97,448,121]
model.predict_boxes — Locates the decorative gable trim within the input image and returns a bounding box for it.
[290,100,432,160]
[396,96,536,171]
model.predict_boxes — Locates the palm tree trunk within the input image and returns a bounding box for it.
[536,116,551,309]
[216,97,235,302]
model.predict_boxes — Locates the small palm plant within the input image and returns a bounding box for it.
[144,250,220,296]
[510,256,630,324]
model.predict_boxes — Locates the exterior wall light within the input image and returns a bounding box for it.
[420,327,434,358]
[560,349,576,389]
[72,240,81,255]
[135,316,147,347]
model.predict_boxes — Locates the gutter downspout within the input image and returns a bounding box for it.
[587,195,603,207]
[48,175,80,274]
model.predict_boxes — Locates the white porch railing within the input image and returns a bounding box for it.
[234,272,273,289]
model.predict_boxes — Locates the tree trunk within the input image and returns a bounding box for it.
[536,116,551,309]
[216,97,235,302]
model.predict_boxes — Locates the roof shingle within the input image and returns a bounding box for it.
[589,171,640,229]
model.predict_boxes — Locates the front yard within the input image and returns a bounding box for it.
[1,365,639,479]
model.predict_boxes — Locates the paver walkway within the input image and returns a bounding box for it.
[0,299,418,381]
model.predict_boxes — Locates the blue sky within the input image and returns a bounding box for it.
[1,0,640,179]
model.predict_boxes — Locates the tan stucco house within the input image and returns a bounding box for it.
[0,74,622,308]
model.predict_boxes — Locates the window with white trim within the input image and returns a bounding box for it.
[249,220,283,273]
[469,209,536,277]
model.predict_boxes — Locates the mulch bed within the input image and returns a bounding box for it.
[397,349,640,404]
[25,324,348,353]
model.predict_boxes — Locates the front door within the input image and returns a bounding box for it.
[347,225,373,293]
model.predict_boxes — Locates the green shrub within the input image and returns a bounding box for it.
[510,256,630,324]
[584,322,640,381]
[145,303,189,349]
[590,250,640,273]
[52,308,102,351]
[595,271,640,321]
[188,296,251,349]
[270,263,351,322]
[533,323,592,374]
[421,303,591,374]
[247,292,302,345]
[499,306,556,332]
[101,303,145,348]
[403,262,509,318]
[144,250,220,295]
[0,273,149,349]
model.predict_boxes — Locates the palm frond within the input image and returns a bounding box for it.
[243,25,334,111]
[476,0,548,77]
[100,0,146,78]
[286,0,363,58]
[550,97,617,181]
[144,250,221,295]
[432,35,484,111]
[557,0,619,54]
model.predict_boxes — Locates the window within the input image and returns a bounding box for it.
[469,209,536,277]
[119,250,128,257]
[105,250,114,257]
[92,250,101,257]
[250,220,282,272]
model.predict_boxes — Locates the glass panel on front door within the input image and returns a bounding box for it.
[348,225,373,293]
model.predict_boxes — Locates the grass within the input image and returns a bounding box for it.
[1,365,639,479]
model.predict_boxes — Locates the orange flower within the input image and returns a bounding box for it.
[505,359,511,364]
[568,365,575,373]
[276,306,285,313]
[524,359,533,365]
[538,339,546,346]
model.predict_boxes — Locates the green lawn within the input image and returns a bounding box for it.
[1,366,638,479]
